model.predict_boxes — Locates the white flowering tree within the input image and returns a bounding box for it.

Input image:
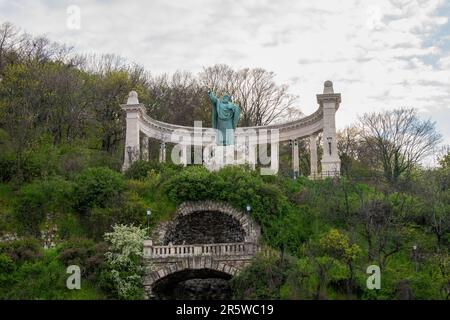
[104,224,146,299]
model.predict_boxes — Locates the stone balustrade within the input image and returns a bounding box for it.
[144,241,257,259]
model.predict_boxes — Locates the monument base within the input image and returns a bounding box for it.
[203,144,249,171]
[321,160,341,178]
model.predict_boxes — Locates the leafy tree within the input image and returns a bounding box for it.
[319,229,361,297]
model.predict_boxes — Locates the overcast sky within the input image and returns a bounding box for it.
[1,0,449,152]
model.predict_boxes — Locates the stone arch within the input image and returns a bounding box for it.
[144,201,260,299]
[143,255,243,298]
[155,201,260,245]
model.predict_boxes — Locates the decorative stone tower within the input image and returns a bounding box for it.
[122,91,145,171]
[317,81,341,177]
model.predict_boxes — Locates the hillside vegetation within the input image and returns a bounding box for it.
[0,22,448,300]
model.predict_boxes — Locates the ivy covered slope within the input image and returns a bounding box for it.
[0,159,449,300]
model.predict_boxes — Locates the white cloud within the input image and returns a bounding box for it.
[0,0,449,144]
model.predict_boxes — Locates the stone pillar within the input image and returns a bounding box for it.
[292,139,299,178]
[309,134,318,179]
[248,144,257,169]
[260,129,279,175]
[180,144,189,166]
[141,136,149,161]
[270,137,279,174]
[122,91,144,171]
[317,81,341,177]
[159,142,166,163]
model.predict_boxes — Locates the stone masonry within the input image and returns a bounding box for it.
[142,201,261,298]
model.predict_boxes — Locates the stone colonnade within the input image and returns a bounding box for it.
[122,81,341,178]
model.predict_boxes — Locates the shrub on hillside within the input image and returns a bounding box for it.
[0,152,16,183]
[0,238,43,264]
[231,251,290,299]
[73,167,125,214]
[13,184,46,236]
[13,177,74,235]
[57,237,107,282]
[124,160,180,180]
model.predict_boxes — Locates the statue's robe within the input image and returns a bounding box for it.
[208,92,240,146]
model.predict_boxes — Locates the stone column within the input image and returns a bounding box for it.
[270,137,279,174]
[292,139,299,178]
[180,144,189,166]
[141,136,149,161]
[122,91,144,171]
[248,144,257,169]
[159,142,166,163]
[317,81,341,177]
[309,134,318,179]
[260,129,279,175]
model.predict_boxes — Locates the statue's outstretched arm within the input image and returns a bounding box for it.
[208,90,218,104]
[209,90,218,129]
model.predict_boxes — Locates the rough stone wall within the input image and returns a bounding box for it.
[163,211,245,245]
[152,201,260,245]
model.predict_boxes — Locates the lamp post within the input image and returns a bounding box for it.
[412,245,418,272]
[146,209,151,238]
[246,204,251,215]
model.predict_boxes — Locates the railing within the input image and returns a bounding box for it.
[144,241,257,258]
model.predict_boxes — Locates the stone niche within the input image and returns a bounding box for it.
[163,211,245,245]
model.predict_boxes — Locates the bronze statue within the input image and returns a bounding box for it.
[207,90,240,146]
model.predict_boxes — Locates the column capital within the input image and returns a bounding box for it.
[316,80,341,109]
[121,91,146,114]
[121,103,146,114]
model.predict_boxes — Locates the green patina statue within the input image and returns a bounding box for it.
[208,90,240,146]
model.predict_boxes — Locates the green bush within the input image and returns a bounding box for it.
[13,177,74,235]
[3,250,72,299]
[81,192,146,239]
[73,167,125,214]
[125,160,181,180]
[0,253,16,297]
[57,237,107,282]
[87,207,118,239]
[0,238,43,264]
[57,213,84,239]
[57,146,91,178]
[118,191,146,226]
[1,134,61,183]
[231,251,290,299]
[0,153,16,183]
[13,184,47,236]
